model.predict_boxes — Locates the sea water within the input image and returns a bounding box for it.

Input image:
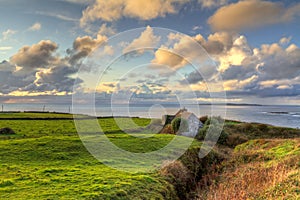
[1,103,299,129]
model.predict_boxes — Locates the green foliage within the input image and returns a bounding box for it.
[171,117,189,133]
[160,160,192,200]
[224,121,300,140]
[196,116,228,145]
[199,115,208,124]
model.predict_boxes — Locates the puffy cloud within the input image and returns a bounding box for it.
[151,30,300,100]
[32,65,81,93]
[218,37,300,97]
[224,75,258,91]
[68,33,107,65]
[208,0,300,31]
[193,31,237,59]
[182,71,203,84]
[0,61,35,94]
[253,42,300,80]
[151,31,246,80]
[80,0,187,26]
[123,26,160,54]
[28,22,42,31]
[152,33,209,69]
[97,23,116,36]
[10,40,58,72]
[123,0,181,20]
[0,60,15,72]
[1,38,85,95]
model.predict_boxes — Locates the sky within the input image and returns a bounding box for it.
[0,0,300,105]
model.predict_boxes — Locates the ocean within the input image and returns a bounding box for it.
[1,103,299,129]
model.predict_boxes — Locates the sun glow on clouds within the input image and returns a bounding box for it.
[80,0,188,26]
[8,90,71,97]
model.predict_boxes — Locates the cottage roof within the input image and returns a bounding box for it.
[178,111,196,119]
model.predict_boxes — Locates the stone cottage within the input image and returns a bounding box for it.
[161,108,203,137]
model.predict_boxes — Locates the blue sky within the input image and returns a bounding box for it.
[0,0,300,105]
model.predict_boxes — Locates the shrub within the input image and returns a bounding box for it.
[196,117,228,145]
[238,123,253,132]
[256,123,269,132]
[160,160,192,199]
[171,117,189,134]
[226,133,248,147]
[199,116,208,124]
[162,124,174,134]
[0,127,15,135]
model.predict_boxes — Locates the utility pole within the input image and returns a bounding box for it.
[43,105,46,112]
[1,105,3,112]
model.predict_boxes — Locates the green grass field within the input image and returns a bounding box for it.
[1,112,299,199]
[0,112,75,119]
[0,113,200,199]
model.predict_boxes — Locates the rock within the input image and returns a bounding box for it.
[0,127,16,135]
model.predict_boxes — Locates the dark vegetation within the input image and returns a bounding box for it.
[0,127,15,135]
[171,117,189,134]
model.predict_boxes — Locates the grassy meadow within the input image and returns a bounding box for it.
[0,112,299,199]
[0,114,172,199]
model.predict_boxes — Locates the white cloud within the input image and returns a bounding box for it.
[123,26,160,54]
[10,40,58,73]
[208,0,300,31]
[68,32,107,65]
[28,22,42,31]
[80,0,188,26]
[35,11,78,22]
[0,46,12,51]
[2,29,17,40]
[192,26,202,31]
[279,37,292,45]
[97,23,116,36]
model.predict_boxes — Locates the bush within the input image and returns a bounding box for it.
[238,123,254,132]
[256,123,269,132]
[162,124,174,134]
[171,117,189,134]
[160,160,192,199]
[196,117,228,145]
[199,115,208,124]
[0,127,15,135]
[226,134,248,147]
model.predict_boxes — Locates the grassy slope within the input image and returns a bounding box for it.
[0,136,179,199]
[198,121,300,200]
[0,113,202,199]
[201,139,300,200]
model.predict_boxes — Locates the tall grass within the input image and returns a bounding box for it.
[197,139,300,200]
